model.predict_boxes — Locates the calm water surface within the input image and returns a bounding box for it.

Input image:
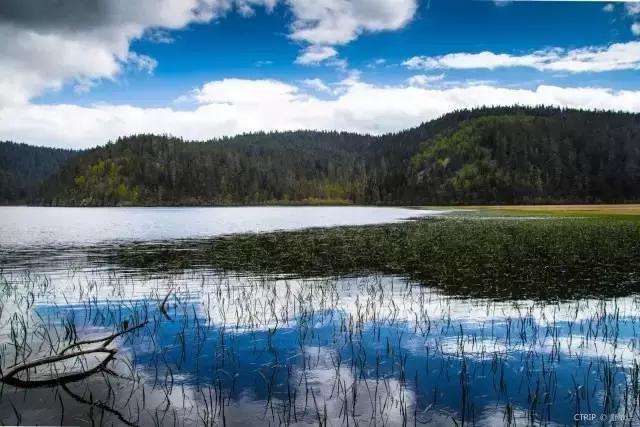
[1,207,639,426]
[0,206,443,248]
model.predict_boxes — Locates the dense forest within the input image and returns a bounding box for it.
[0,142,78,204]
[407,113,640,203]
[40,131,375,206]
[3,106,640,206]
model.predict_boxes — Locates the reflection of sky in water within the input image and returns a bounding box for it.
[24,273,640,426]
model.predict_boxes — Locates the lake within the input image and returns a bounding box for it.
[0,206,443,248]
[1,207,639,426]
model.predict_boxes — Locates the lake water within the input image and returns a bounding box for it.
[0,206,443,248]
[1,207,639,426]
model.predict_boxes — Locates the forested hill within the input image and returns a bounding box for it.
[7,106,640,206]
[40,131,376,206]
[407,113,640,204]
[0,142,78,204]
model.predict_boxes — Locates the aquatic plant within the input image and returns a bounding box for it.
[118,217,640,300]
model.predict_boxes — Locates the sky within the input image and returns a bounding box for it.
[1,0,640,148]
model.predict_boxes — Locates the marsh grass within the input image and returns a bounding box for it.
[117,217,640,299]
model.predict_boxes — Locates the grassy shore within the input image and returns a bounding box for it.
[452,204,640,219]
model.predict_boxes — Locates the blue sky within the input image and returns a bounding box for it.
[1,0,640,147]
[38,0,640,106]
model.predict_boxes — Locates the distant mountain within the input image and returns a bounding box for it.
[0,142,78,204]
[4,106,640,206]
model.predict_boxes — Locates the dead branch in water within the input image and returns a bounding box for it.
[0,320,148,388]
[59,320,149,354]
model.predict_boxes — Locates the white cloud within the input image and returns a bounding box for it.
[287,0,417,66]
[0,24,119,106]
[73,78,98,95]
[234,0,278,16]
[3,78,640,148]
[287,0,417,46]
[628,2,640,36]
[366,58,387,68]
[406,74,445,87]
[144,29,175,44]
[403,41,640,73]
[324,57,349,70]
[295,45,338,65]
[126,52,158,74]
[603,3,615,13]
[192,78,301,104]
[0,0,245,107]
[627,2,640,15]
[301,78,333,93]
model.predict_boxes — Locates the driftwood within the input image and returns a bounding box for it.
[0,321,148,388]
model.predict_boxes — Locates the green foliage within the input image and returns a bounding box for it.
[70,159,139,206]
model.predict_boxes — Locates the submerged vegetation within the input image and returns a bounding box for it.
[118,217,640,300]
[2,243,640,424]
[2,213,640,424]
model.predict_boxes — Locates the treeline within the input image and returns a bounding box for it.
[40,131,375,206]
[0,142,78,204]
[4,106,640,206]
